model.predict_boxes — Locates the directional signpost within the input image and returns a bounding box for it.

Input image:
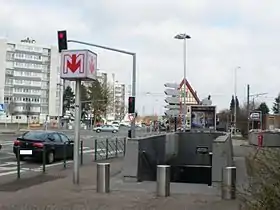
[60,49,97,184]
[164,83,181,130]
[164,83,180,117]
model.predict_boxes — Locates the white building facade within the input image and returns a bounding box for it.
[0,38,63,123]
[106,73,126,121]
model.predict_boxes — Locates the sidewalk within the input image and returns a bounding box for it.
[0,158,240,210]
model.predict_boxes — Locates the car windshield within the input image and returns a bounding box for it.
[22,132,47,141]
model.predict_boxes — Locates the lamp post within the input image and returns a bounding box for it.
[174,33,191,132]
[234,66,240,134]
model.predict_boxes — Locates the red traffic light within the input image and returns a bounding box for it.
[57,30,68,53]
[58,33,64,39]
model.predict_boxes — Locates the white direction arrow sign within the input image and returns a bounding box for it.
[165,104,180,109]
[164,89,180,96]
[164,83,180,89]
[165,97,180,104]
[165,109,180,117]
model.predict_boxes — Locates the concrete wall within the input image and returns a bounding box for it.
[249,130,280,147]
[123,131,233,183]
[212,133,233,182]
[175,132,221,166]
[123,133,178,181]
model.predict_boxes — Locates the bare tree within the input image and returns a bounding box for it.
[26,102,31,124]
[7,101,15,123]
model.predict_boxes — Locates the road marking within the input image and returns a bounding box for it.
[1,142,14,146]
[0,149,124,177]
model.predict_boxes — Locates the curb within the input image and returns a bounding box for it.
[0,131,17,134]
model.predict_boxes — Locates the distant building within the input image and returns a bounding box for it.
[107,73,126,120]
[178,78,200,105]
[0,37,63,123]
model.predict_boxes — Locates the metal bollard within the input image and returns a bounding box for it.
[105,139,109,159]
[63,142,67,168]
[208,152,213,186]
[222,166,237,200]
[96,163,110,193]
[123,137,126,155]
[80,140,83,165]
[94,139,97,161]
[42,145,46,173]
[156,165,170,197]
[115,138,118,157]
[16,146,20,179]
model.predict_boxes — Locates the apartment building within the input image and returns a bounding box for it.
[114,82,126,120]
[0,37,63,123]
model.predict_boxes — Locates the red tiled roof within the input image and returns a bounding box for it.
[179,78,200,103]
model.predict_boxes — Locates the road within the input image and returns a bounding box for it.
[0,127,154,178]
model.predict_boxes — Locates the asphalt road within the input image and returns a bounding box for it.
[0,128,154,178]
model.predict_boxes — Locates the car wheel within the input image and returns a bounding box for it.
[96,129,101,133]
[112,130,117,133]
[47,151,55,164]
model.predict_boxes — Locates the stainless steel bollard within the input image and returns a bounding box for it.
[97,163,110,193]
[156,165,170,197]
[222,166,237,200]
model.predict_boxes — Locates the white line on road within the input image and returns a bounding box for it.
[0,149,124,177]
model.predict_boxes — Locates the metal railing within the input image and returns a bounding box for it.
[13,137,127,180]
[94,138,126,161]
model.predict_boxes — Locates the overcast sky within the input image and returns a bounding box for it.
[0,0,279,115]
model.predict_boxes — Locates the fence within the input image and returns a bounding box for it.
[94,138,126,161]
[12,137,127,179]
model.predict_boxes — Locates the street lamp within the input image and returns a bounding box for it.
[234,66,241,134]
[174,33,191,132]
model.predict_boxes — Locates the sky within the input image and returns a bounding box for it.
[0,0,279,115]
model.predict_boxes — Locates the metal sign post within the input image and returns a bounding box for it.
[60,49,97,185]
[67,40,137,138]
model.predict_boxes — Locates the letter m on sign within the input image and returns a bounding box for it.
[63,53,85,74]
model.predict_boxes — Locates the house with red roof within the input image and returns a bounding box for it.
[178,78,200,105]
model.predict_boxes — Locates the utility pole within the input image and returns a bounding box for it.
[234,67,240,134]
[247,84,250,134]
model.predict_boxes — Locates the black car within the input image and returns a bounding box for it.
[13,130,74,164]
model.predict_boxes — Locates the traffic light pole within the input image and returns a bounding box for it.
[73,79,81,184]
[67,40,137,138]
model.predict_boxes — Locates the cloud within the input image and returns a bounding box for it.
[0,0,279,114]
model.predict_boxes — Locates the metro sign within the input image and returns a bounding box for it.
[60,49,97,81]
[65,54,84,73]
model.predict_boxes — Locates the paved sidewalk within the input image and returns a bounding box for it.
[0,158,240,210]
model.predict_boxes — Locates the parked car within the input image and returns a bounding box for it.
[13,130,74,164]
[93,125,119,133]
[111,121,120,128]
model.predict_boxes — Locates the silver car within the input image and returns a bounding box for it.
[93,125,119,133]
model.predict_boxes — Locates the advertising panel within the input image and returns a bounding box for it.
[190,105,216,129]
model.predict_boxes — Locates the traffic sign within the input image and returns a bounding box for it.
[165,97,180,104]
[164,83,179,89]
[128,114,134,122]
[249,111,261,121]
[165,104,180,109]
[60,49,97,81]
[0,104,5,115]
[165,104,188,110]
[165,109,180,117]
[164,89,180,96]
[0,104,4,111]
